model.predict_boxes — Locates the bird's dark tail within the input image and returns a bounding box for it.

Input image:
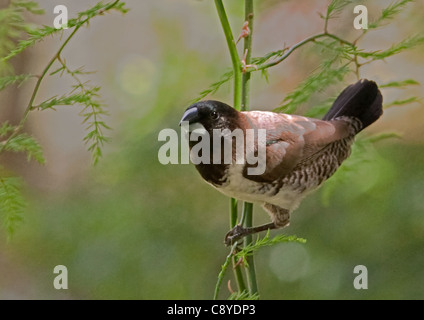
[323,79,383,132]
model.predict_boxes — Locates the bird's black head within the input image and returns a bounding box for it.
[179,100,240,132]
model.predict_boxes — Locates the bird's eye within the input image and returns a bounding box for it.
[211,111,219,120]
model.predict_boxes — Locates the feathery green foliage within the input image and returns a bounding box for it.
[235,231,307,268]
[362,132,402,144]
[2,1,128,62]
[385,96,422,109]
[251,49,287,66]
[355,35,424,60]
[2,25,58,62]
[0,176,25,239]
[0,1,40,74]
[0,122,15,137]
[79,87,111,166]
[228,290,259,300]
[274,59,350,114]
[12,0,45,15]
[324,0,352,21]
[380,79,420,88]
[321,0,352,32]
[0,1,128,238]
[191,70,233,103]
[0,74,34,91]
[214,231,306,299]
[369,0,414,30]
[4,133,45,164]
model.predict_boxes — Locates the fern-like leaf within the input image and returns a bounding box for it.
[235,231,306,268]
[274,59,350,114]
[324,0,352,20]
[356,35,424,60]
[4,133,45,164]
[2,0,129,62]
[0,74,34,91]
[11,0,45,15]
[78,87,111,165]
[228,290,260,300]
[385,96,421,108]
[369,0,414,29]
[192,70,233,103]
[0,122,15,137]
[380,79,420,88]
[0,176,25,239]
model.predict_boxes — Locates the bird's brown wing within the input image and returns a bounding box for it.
[241,111,352,182]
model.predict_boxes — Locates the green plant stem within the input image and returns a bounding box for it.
[241,1,253,112]
[214,0,242,110]
[214,0,246,294]
[230,200,246,293]
[229,197,238,228]
[246,32,356,73]
[242,202,258,294]
[240,0,258,296]
[214,242,239,300]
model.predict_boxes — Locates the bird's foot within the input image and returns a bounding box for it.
[224,224,249,247]
[241,49,258,73]
[224,222,278,247]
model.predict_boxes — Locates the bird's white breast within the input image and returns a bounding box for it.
[213,163,302,212]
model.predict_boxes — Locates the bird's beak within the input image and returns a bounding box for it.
[179,107,199,126]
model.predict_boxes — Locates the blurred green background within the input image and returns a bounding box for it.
[0,0,423,299]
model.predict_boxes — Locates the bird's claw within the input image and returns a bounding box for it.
[224,224,247,247]
[241,49,258,73]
